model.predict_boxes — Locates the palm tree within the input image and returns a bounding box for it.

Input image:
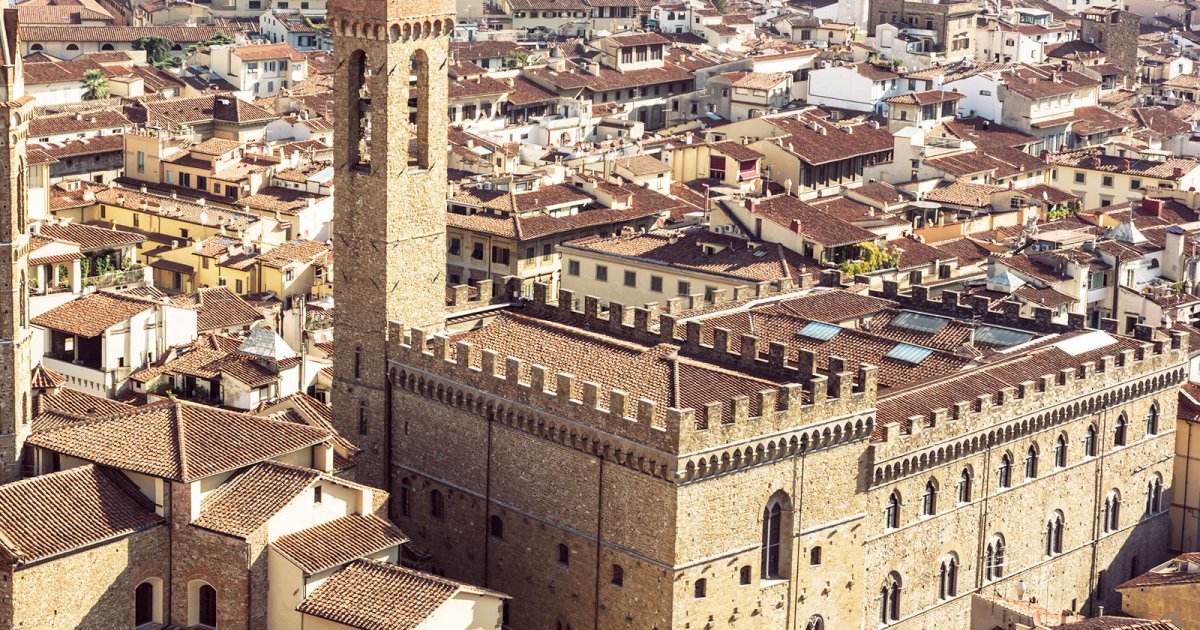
[81,70,109,100]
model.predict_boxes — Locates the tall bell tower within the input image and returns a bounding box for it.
[328,0,452,487]
[0,4,34,483]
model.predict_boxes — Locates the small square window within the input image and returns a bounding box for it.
[1102,175,1113,187]
[568,260,580,276]
[650,276,663,292]
[1074,172,1086,184]
[1131,179,1142,190]
[677,280,691,296]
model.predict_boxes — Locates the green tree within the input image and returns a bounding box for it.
[80,69,109,100]
[712,0,728,13]
[503,49,536,69]
[134,35,176,64]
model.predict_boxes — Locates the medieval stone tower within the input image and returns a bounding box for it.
[0,5,33,483]
[328,0,452,487]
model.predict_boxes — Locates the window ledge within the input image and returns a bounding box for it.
[760,578,788,589]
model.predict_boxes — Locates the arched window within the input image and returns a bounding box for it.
[985,534,1005,582]
[66,43,79,51]
[693,577,706,598]
[810,546,822,566]
[611,564,624,586]
[740,565,752,584]
[1055,433,1068,468]
[1085,424,1098,457]
[885,491,901,529]
[1115,414,1128,447]
[1104,489,1121,533]
[430,489,444,521]
[998,453,1013,489]
[762,491,791,579]
[101,43,114,51]
[19,271,26,328]
[958,467,972,503]
[1046,511,1064,556]
[29,43,42,52]
[399,478,412,517]
[1147,474,1163,516]
[187,581,217,628]
[921,479,938,516]
[938,553,958,600]
[411,48,433,168]
[880,572,902,624]
[805,615,825,630]
[1146,404,1159,436]
[135,579,160,626]
[489,515,503,539]
[1025,444,1039,480]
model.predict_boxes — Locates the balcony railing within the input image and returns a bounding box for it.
[82,266,146,289]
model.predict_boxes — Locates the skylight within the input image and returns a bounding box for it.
[797,321,842,341]
[974,326,1035,348]
[890,311,950,334]
[884,343,934,364]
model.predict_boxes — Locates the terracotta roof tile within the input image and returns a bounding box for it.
[0,465,162,565]
[192,461,320,536]
[274,514,408,574]
[170,287,263,331]
[38,222,143,251]
[32,291,160,337]
[27,400,331,482]
[297,559,506,629]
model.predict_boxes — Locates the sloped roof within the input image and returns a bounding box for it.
[27,400,331,482]
[0,464,162,566]
[274,514,409,574]
[192,460,320,536]
[32,291,160,337]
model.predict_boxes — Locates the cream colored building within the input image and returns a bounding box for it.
[1047,151,1200,210]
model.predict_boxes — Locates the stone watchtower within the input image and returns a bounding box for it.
[0,5,33,483]
[327,0,453,487]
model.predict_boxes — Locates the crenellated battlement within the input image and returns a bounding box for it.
[869,328,1189,486]
[873,281,1086,334]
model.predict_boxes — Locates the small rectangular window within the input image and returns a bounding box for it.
[595,265,608,282]
[1074,172,1085,184]
[624,270,636,287]
[1102,175,1113,187]
[1130,179,1142,190]
[568,260,580,276]
[677,280,691,296]
[650,276,663,292]
[314,486,322,503]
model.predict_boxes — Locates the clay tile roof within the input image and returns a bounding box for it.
[612,154,671,176]
[506,75,558,106]
[32,291,159,337]
[274,514,409,574]
[854,62,900,81]
[1056,618,1181,630]
[883,89,965,106]
[922,181,1006,207]
[37,222,142,251]
[190,137,243,156]
[170,287,264,331]
[1070,105,1131,136]
[27,400,332,482]
[1117,552,1200,590]
[607,32,670,47]
[30,364,66,390]
[763,110,894,166]
[29,109,130,137]
[710,140,764,161]
[257,239,330,269]
[297,559,507,629]
[449,74,510,100]
[747,195,877,247]
[18,24,229,44]
[0,465,162,565]
[1132,106,1191,138]
[729,71,789,90]
[192,461,321,536]
[232,42,305,62]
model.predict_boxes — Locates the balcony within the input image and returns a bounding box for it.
[82,266,148,290]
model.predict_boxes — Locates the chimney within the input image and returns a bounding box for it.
[1142,197,1164,217]
[1039,149,1050,162]
[1174,167,1185,178]
[1120,159,1131,171]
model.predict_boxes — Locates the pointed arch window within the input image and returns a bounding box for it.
[885,491,901,529]
[958,467,972,503]
[1104,489,1121,533]
[880,572,902,624]
[1146,473,1163,516]
[805,615,825,630]
[1025,444,1039,480]
[762,492,792,579]
[938,553,958,600]
[1054,433,1068,468]
[921,479,938,516]
[998,453,1013,489]
[985,534,1005,582]
[1046,511,1064,556]
[348,50,372,170]
[1085,424,1098,457]
[1114,414,1128,447]
[1146,404,1159,436]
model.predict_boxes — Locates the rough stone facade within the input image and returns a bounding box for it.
[383,300,1184,629]
[328,0,453,490]
[1080,8,1141,79]
[0,525,169,630]
[0,7,35,483]
[867,0,980,60]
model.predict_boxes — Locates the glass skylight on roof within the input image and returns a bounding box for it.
[884,343,934,364]
[797,321,842,341]
[974,326,1034,347]
[891,311,950,334]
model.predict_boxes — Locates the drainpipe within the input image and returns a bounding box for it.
[592,457,605,630]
